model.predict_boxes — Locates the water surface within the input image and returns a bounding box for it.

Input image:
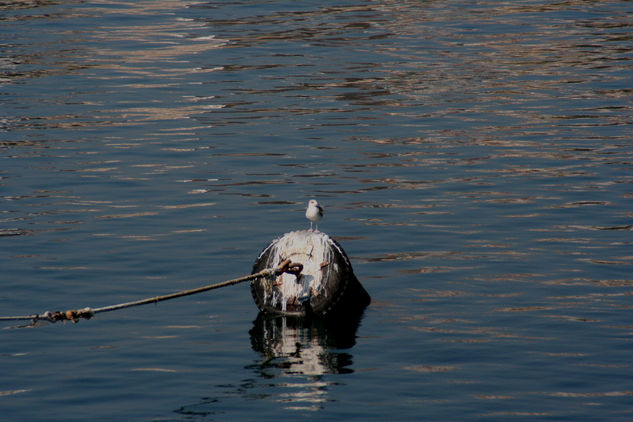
[2,1,633,421]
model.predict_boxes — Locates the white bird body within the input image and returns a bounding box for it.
[305,199,324,232]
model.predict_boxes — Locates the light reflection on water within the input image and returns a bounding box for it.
[1,0,633,420]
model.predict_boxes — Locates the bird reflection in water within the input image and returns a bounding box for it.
[245,312,363,410]
[175,312,365,417]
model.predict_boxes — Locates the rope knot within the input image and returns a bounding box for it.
[273,259,303,280]
[41,307,94,323]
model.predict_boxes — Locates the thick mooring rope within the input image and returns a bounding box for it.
[0,260,298,325]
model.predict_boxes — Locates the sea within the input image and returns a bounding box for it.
[1,1,632,421]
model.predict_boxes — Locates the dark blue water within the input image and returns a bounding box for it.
[2,1,632,420]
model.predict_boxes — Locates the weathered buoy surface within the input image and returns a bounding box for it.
[251,230,370,318]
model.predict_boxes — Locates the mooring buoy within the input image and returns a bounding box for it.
[251,230,370,318]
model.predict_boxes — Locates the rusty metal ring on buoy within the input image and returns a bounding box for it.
[283,261,303,282]
[276,259,303,276]
[286,263,303,275]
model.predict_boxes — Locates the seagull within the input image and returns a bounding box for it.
[305,199,324,232]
